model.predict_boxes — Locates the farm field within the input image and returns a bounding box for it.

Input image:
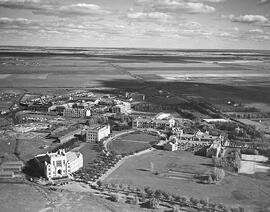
[104,150,270,211]
[108,131,158,155]
[0,48,270,110]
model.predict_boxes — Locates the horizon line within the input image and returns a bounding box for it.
[0,44,270,52]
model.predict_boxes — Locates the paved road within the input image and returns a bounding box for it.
[103,130,135,151]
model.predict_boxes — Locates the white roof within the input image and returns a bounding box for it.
[203,119,230,123]
[66,151,82,162]
[155,113,171,120]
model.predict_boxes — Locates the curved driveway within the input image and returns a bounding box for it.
[103,130,135,151]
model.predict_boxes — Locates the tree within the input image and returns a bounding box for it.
[199,199,207,206]
[119,183,127,191]
[174,195,182,203]
[180,196,189,206]
[154,189,163,200]
[212,168,225,183]
[148,197,159,209]
[96,180,103,188]
[135,188,141,194]
[168,194,175,202]
[110,193,121,202]
[111,183,117,190]
[105,183,112,190]
[171,205,181,212]
[144,187,154,197]
[140,192,146,202]
[190,197,199,206]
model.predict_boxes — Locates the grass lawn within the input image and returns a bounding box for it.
[109,140,151,155]
[0,184,47,212]
[108,132,158,155]
[104,150,270,211]
[0,183,152,212]
[78,142,100,167]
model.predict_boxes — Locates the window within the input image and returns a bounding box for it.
[56,160,62,167]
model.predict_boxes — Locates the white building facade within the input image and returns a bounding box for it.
[63,108,91,118]
[133,117,175,130]
[86,125,111,142]
[35,149,83,180]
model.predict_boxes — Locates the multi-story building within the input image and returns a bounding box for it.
[132,116,175,130]
[132,117,152,129]
[86,125,110,142]
[34,149,83,180]
[63,108,91,118]
[153,119,175,129]
[111,101,131,114]
[164,139,179,151]
[0,161,24,174]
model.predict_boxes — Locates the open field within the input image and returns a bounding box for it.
[0,183,47,212]
[108,132,158,155]
[0,183,152,212]
[17,136,58,162]
[104,150,270,211]
[0,48,269,110]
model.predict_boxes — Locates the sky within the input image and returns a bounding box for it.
[0,0,270,49]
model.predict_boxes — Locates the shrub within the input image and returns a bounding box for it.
[179,196,189,206]
[199,199,208,206]
[212,168,225,183]
[190,197,199,206]
[110,193,121,202]
[174,195,182,203]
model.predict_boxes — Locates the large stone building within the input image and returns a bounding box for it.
[63,108,91,118]
[86,125,111,142]
[49,103,91,117]
[132,116,175,130]
[34,149,83,180]
[111,101,131,114]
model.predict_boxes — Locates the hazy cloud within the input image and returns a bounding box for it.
[0,0,111,17]
[258,0,270,4]
[249,28,264,33]
[35,3,111,17]
[189,0,225,2]
[225,14,268,24]
[127,11,173,22]
[134,0,216,14]
[0,17,39,29]
[179,21,202,29]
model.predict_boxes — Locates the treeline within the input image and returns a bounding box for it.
[52,137,80,153]
[176,101,222,119]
